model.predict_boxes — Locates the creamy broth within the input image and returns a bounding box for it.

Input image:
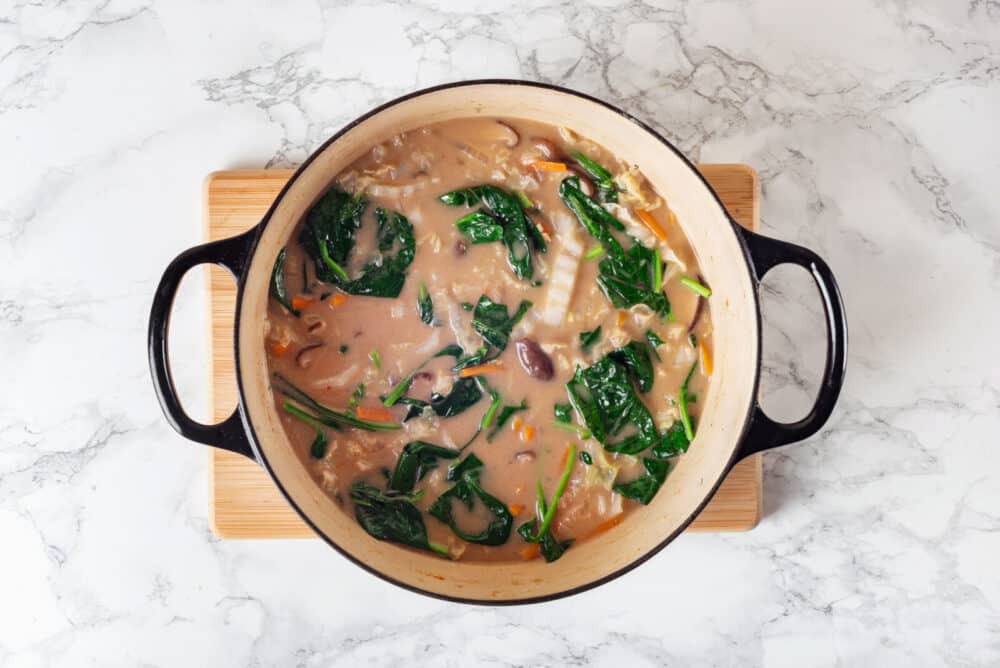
[265,118,713,562]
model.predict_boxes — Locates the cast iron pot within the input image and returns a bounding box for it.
[149,80,847,604]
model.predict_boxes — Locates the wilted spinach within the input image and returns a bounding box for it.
[651,421,690,458]
[429,454,513,546]
[486,400,528,441]
[471,294,532,352]
[565,355,657,455]
[570,151,618,203]
[645,329,665,361]
[612,457,670,505]
[430,377,483,417]
[350,482,449,556]
[454,211,503,244]
[417,282,434,325]
[269,247,299,316]
[273,373,401,432]
[388,441,460,494]
[579,326,602,353]
[609,341,654,393]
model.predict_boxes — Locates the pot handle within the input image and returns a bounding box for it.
[148,230,258,460]
[736,227,847,458]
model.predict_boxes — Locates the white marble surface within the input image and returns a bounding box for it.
[2,0,998,665]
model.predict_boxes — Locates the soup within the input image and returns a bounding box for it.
[264,118,713,562]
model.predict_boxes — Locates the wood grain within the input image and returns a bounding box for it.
[205,165,762,538]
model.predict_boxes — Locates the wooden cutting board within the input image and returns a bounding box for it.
[205,165,762,538]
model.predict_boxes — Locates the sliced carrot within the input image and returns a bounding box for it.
[290,296,313,311]
[509,504,524,516]
[330,293,347,307]
[637,209,669,243]
[699,339,713,376]
[521,425,535,442]
[559,443,573,468]
[529,160,568,172]
[269,342,290,357]
[355,405,394,422]
[459,360,504,378]
[616,310,627,327]
[512,417,523,431]
[529,214,552,243]
[519,543,540,560]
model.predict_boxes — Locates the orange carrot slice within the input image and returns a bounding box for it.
[519,544,540,560]
[521,425,535,442]
[330,293,347,307]
[559,443,573,468]
[290,296,313,311]
[269,342,290,357]
[583,515,624,540]
[355,405,394,422]
[699,339,713,376]
[530,160,568,172]
[458,360,504,378]
[637,209,669,243]
[509,504,524,516]
[512,417,523,431]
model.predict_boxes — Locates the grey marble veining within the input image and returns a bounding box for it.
[1,0,998,665]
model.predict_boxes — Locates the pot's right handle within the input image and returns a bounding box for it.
[148,230,258,460]
[736,227,847,459]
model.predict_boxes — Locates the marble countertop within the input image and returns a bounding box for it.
[2,1,998,665]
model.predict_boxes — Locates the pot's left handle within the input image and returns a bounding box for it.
[148,230,258,460]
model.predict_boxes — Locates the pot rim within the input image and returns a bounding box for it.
[232,79,763,605]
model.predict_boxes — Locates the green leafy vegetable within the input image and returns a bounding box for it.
[517,446,577,562]
[645,329,665,361]
[350,482,449,556]
[339,344,349,354]
[454,211,503,244]
[554,402,573,423]
[429,455,513,546]
[550,420,591,439]
[679,275,712,298]
[282,401,329,459]
[514,190,534,210]
[486,400,528,441]
[269,247,299,316]
[517,516,572,562]
[417,282,434,325]
[609,341,655,393]
[533,445,575,540]
[430,377,483,417]
[349,383,365,408]
[612,458,670,505]
[580,451,593,465]
[274,373,401,432]
[651,421,690,458]
[559,177,670,317]
[369,350,381,370]
[471,295,532,352]
[439,185,541,280]
[566,355,658,455]
[689,333,697,348]
[678,361,697,441]
[570,151,618,203]
[383,344,463,407]
[579,326,602,354]
[461,302,474,312]
[388,441,460,494]
[583,245,605,260]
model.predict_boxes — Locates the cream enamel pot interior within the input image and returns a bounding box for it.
[149,80,847,604]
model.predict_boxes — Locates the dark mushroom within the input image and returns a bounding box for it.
[514,338,554,381]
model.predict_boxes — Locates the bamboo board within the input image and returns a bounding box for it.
[206,165,762,538]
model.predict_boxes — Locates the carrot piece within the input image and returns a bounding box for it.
[636,209,669,243]
[512,417,523,431]
[330,293,347,307]
[519,543,540,560]
[559,443,573,468]
[522,425,535,442]
[269,342,290,357]
[699,339,713,376]
[529,214,552,243]
[529,160,568,172]
[290,296,313,311]
[354,405,394,422]
[509,504,524,516]
[616,310,627,327]
[459,360,504,378]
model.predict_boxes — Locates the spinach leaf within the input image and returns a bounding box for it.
[430,377,483,417]
[580,451,593,465]
[579,326,602,354]
[678,361,698,441]
[471,295,532,351]
[609,341,654,393]
[570,151,618,203]
[651,421,690,458]
[559,177,670,317]
[486,400,528,441]
[517,517,572,562]
[383,343,464,407]
[429,456,513,546]
[645,329,665,361]
[417,282,434,325]
[454,211,503,244]
[388,441,460,494]
[337,208,415,297]
[568,356,658,455]
[269,247,299,315]
[440,185,539,280]
[273,373,401,432]
[554,402,573,423]
[350,482,449,556]
[394,397,429,421]
[459,387,502,451]
[446,452,484,482]
[299,188,366,283]
[612,458,670,505]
